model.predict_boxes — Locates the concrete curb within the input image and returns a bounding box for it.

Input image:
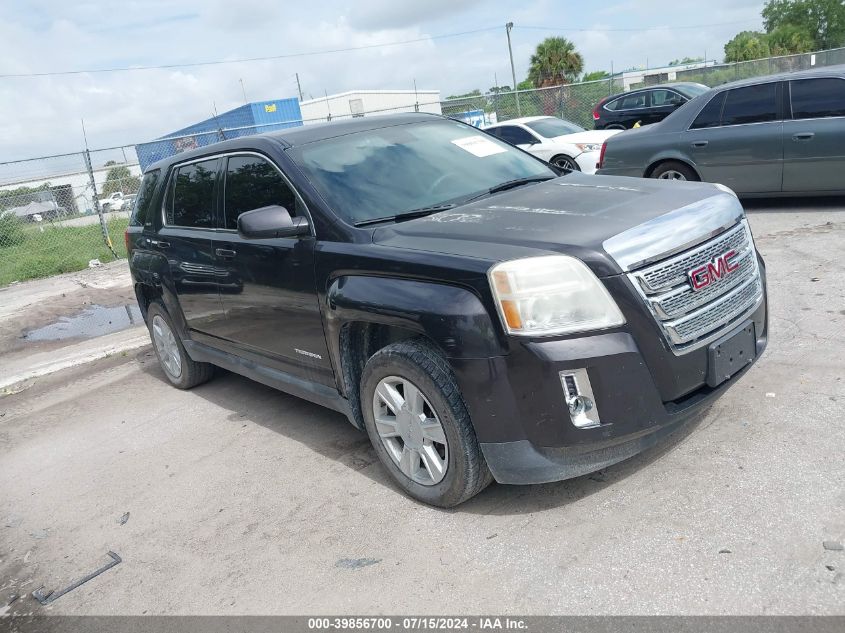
[0,327,150,391]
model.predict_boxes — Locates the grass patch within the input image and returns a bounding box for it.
[0,217,129,286]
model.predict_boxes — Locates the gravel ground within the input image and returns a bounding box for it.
[0,200,843,616]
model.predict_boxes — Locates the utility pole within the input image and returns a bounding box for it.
[506,22,521,117]
[239,78,247,104]
[295,73,304,101]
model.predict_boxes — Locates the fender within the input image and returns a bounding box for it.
[324,275,506,369]
[129,247,190,339]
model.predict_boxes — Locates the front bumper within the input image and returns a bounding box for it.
[574,151,601,174]
[450,270,768,485]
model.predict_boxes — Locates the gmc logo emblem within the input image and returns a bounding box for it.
[688,250,739,291]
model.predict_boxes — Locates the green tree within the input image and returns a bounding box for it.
[724,31,772,61]
[763,0,845,50]
[527,37,584,87]
[668,57,705,66]
[102,166,140,196]
[768,23,817,53]
[582,70,610,82]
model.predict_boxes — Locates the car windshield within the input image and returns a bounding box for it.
[288,119,556,225]
[524,118,585,138]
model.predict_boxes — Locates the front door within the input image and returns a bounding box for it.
[782,77,845,192]
[158,158,227,334]
[211,153,334,387]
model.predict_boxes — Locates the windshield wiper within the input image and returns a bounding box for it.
[464,176,556,203]
[354,204,455,227]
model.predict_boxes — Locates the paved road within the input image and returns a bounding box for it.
[58,210,129,228]
[1,201,843,616]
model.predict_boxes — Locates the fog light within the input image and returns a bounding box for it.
[560,369,601,429]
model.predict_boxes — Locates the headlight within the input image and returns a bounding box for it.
[488,255,626,336]
[575,143,603,152]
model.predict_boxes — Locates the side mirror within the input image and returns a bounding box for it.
[237,205,310,239]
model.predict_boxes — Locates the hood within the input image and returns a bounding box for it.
[371,172,743,278]
[550,129,620,145]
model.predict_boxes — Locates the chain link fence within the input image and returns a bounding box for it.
[440,46,845,129]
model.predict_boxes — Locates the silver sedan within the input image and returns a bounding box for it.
[597,65,845,197]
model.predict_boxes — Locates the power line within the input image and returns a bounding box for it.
[517,20,758,33]
[0,26,502,79]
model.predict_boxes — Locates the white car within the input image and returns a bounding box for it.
[483,116,620,173]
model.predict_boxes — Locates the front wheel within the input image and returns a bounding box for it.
[551,155,580,172]
[360,339,492,507]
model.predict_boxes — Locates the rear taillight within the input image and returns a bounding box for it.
[597,142,607,170]
[592,98,606,121]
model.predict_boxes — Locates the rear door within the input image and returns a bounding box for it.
[211,153,334,386]
[782,77,845,192]
[683,82,784,194]
[158,158,227,334]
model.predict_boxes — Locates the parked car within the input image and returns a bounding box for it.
[597,66,845,196]
[593,83,710,130]
[483,116,619,172]
[99,191,127,212]
[127,113,768,507]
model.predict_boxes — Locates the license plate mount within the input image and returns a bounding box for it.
[706,321,756,388]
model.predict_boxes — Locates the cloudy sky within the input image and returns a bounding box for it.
[1,0,764,162]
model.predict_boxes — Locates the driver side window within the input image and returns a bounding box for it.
[223,155,304,231]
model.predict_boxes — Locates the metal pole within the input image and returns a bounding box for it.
[81,119,118,259]
[239,78,247,104]
[506,22,521,116]
[413,78,419,112]
[295,73,304,101]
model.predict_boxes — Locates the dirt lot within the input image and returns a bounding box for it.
[1,200,844,616]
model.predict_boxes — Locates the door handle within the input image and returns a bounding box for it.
[215,248,237,258]
[792,132,815,141]
[149,239,170,249]
[691,140,709,148]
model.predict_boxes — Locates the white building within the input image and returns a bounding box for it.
[299,90,442,123]
[620,60,718,91]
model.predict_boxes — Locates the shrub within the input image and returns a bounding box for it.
[0,213,25,248]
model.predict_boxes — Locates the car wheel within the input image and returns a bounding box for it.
[146,302,214,389]
[651,161,699,182]
[552,155,580,172]
[360,338,493,507]
[606,124,626,130]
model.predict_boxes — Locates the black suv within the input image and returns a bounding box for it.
[593,83,710,129]
[127,114,768,507]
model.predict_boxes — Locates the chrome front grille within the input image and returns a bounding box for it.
[628,220,763,354]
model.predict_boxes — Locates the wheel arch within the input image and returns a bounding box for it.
[644,156,702,180]
[325,275,506,428]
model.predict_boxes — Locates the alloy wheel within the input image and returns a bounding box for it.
[372,376,449,486]
[151,314,182,379]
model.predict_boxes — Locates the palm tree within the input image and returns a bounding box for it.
[528,37,584,88]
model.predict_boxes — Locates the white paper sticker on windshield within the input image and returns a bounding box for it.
[451,136,507,157]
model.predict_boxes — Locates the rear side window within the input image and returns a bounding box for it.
[130,169,160,227]
[223,156,302,230]
[721,83,778,126]
[166,159,219,228]
[612,93,647,110]
[690,92,727,129]
[790,78,845,119]
[495,126,537,145]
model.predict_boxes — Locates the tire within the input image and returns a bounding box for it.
[606,124,626,130]
[360,338,493,507]
[651,160,699,182]
[146,302,214,389]
[551,155,580,172]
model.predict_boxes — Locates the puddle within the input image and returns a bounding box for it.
[23,304,143,341]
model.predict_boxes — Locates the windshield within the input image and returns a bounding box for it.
[524,118,585,138]
[288,119,555,225]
